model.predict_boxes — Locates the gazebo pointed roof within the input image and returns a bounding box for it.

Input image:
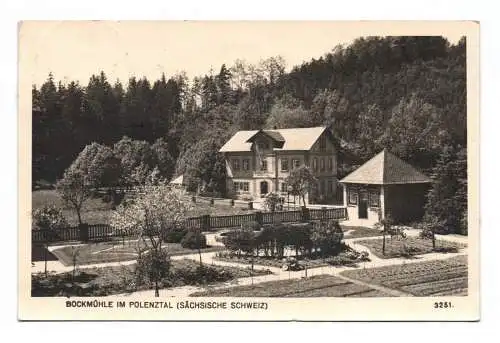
[340,149,431,185]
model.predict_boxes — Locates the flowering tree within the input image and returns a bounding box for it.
[32,205,68,276]
[285,165,317,207]
[56,143,120,225]
[110,177,192,296]
[263,192,281,212]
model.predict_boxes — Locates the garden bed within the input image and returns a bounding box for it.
[213,250,369,269]
[355,237,466,259]
[190,274,392,297]
[31,259,272,297]
[51,241,224,266]
[340,255,468,296]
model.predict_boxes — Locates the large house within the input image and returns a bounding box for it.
[218,126,339,204]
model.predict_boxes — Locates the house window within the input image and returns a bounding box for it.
[369,190,380,207]
[260,159,268,171]
[232,159,240,171]
[348,189,358,205]
[313,158,318,171]
[281,158,289,171]
[292,159,301,169]
[241,182,249,192]
[320,158,325,171]
[257,142,269,150]
[242,159,250,171]
[328,157,333,171]
[328,180,334,194]
[319,137,326,151]
[234,182,250,193]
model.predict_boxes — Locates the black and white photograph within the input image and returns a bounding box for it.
[18,20,480,321]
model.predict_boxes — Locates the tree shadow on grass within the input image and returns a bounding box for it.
[31,245,59,262]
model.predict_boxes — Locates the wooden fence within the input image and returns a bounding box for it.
[32,207,347,244]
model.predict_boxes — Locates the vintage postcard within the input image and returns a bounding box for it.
[18,21,480,321]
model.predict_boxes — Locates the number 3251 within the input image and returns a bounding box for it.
[434,301,453,309]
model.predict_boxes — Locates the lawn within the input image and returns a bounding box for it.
[340,255,468,296]
[356,237,467,259]
[185,201,256,217]
[32,258,273,297]
[51,240,225,266]
[190,274,392,297]
[343,226,384,239]
[32,190,255,227]
[32,190,115,226]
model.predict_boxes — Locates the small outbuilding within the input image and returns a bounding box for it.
[339,149,432,227]
[169,174,186,189]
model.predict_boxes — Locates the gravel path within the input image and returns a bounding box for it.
[31,229,468,297]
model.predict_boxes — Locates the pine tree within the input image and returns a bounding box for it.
[424,146,467,234]
[216,64,233,104]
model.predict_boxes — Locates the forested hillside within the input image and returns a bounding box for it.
[32,35,468,234]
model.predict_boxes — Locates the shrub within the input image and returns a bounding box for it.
[264,192,282,212]
[32,205,68,231]
[180,230,207,249]
[244,221,262,232]
[171,264,233,285]
[221,227,256,256]
[418,226,434,240]
[161,226,188,243]
[401,244,419,258]
[135,249,171,292]
[311,220,344,257]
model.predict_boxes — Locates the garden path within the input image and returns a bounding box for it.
[31,230,468,297]
[115,234,468,298]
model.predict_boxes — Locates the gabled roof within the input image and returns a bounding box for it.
[260,130,285,143]
[339,149,431,185]
[169,174,184,185]
[219,126,328,152]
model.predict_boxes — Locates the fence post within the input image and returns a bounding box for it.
[255,211,263,226]
[201,214,211,231]
[79,223,89,242]
[301,207,310,222]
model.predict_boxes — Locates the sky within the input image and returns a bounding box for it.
[19,21,465,87]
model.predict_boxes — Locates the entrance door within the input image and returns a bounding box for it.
[260,181,269,196]
[358,191,368,219]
